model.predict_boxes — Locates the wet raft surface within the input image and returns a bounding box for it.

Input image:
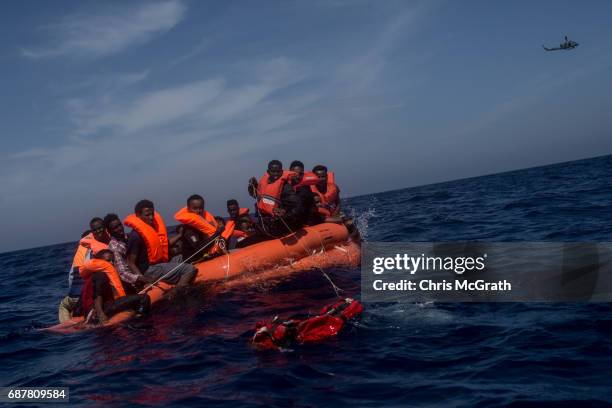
[2,155,612,406]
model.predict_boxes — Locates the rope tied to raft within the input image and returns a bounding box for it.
[249,178,276,238]
[249,178,344,297]
[277,216,344,298]
[138,235,221,295]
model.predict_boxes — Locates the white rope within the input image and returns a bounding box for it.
[138,235,220,294]
[250,177,344,297]
[278,216,344,297]
[84,309,95,325]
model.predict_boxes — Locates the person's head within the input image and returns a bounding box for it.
[170,240,183,257]
[267,160,283,182]
[289,160,305,185]
[187,194,204,216]
[95,249,114,263]
[103,213,125,240]
[89,217,107,241]
[312,165,328,183]
[214,216,225,229]
[227,199,240,218]
[238,217,254,233]
[134,199,155,226]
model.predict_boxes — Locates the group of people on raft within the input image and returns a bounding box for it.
[58,160,342,325]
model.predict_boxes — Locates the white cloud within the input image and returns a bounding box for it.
[333,5,429,98]
[1,4,438,251]
[120,79,226,133]
[22,0,185,59]
[8,57,310,183]
[10,148,50,159]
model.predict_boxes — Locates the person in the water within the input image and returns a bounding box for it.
[125,200,196,289]
[76,249,150,325]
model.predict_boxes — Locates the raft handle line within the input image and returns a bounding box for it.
[250,180,344,297]
[277,216,344,298]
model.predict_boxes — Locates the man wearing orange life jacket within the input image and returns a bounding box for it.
[226,199,257,248]
[58,229,92,323]
[58,217,111,323]
[125,200,196,290]
[174,194,234,260]
[248,160,306,237]
[75,249,150,324]
[79,217,111,254]
[226,199,252,224]
[104,213,154,292]
[311,164,341,217]
[288,160,325,226]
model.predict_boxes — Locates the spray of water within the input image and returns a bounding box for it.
[345,202,377,241]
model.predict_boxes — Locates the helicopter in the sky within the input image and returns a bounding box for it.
[543,35,579,51]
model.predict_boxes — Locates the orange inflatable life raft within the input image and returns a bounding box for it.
[42,222,360,334]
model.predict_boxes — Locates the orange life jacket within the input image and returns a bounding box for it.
[174,207,219,238]
[79,233,109,256]
[256,171,296,216]
[232,229,249,239]
[311,171,340,215]
[203,219,236,255]
[313,200,333,217]
[71,244,92,269]
[175,207,235,255]
[79,259,126,299]
[124,212,169,264]
[221,220,235,241]
[231,208,254,235]
[293,171,320,189]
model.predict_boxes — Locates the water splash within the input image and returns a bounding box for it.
[345,201,377,240]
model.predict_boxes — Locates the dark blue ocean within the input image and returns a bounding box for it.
[2,155,612,407]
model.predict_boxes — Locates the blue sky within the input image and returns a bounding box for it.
[2,0,612,252]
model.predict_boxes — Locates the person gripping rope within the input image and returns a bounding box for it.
[248,160,305,237]
[174,195,233,260]
[125,200,196,290]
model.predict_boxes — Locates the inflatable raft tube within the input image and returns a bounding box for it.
[41,223,360,334]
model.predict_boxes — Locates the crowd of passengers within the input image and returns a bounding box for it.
[58,160,341,325]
